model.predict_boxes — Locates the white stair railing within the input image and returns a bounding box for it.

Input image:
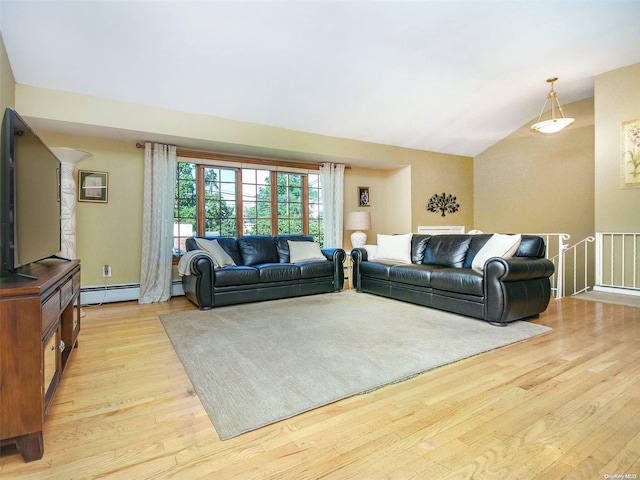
[562,236,596,296]
[595,232,640,294]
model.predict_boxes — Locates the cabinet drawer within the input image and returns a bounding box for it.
[72,271,80,294]
[41,291,60,334]
[60,276,74,309]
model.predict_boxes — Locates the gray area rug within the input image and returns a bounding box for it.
[160,290,551,440]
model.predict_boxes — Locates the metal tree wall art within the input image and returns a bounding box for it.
[427,192,460,217]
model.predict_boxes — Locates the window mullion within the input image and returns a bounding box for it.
[196,165,205,236]
[303,175,309,235]
[236,168,243,237]
[270,171,278,235]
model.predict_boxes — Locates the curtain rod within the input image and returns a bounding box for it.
[135,142,350,169]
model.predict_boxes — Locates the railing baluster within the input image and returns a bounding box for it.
[511,233,638,298]
[593,232,640,293]
[610,233,614,286]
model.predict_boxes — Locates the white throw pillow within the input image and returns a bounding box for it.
[472,234,522,271]
[362,244,377,261]
[287,241,326,263]
[375,233,412,265]
[195,238,236,269]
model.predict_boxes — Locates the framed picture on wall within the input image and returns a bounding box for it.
[622,119,640,188]
[78,170,109,203]
[358,186,370,207]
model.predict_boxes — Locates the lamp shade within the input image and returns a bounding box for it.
[345,211,371,231]
[530,117,575,134]
[530,77,574,135]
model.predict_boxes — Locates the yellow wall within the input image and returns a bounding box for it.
[14,85,473,286]
[36,132,144,286]
[594,63,640,232]
[343,167,392,249]
[0,34,14,113]
[474,97,595,243]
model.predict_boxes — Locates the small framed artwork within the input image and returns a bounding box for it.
[622,119,640,188]
[78,170,109,203]
[358,186,370,207]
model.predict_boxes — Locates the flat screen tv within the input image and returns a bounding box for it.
[0,108,62,278]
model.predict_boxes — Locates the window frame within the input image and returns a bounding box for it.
[173,156,323,260]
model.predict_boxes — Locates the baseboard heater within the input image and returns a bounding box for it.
[81,281,185,305]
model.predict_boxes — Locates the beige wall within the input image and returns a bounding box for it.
[343,167,393,249]
[14,85,472,286]
[0,33,15,120]
[343,158,473,250]
[474,97,595,243]
[594,63,640,232]
[37,132,144,286]
[411,153,474,232]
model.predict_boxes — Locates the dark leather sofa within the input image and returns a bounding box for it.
[351,234,555,326]
[181,235,345,309]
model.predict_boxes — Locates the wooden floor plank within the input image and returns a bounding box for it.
[1,295,640,479]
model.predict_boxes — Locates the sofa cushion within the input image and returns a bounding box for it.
[257,264,301,282]
[274,234,314,262]
[195,238,236,268]
[463,234,492,268]
[471,234,521,271]
[411,235,431,264]
[288,240,326,263]
[375,233,412,264]
[299,261,334,279]
[430,268,484,295]
[187,236,243,265]
[389,263,440,286]
[422,235,471,268]
[213,266,260,286]
[516,235,546,258]
[361,261,393,280]
[238,236,280,265]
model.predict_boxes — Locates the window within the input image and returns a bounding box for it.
[241,168,272,235]
[308,173,323,246]
[173,161,323,255]
[276,172,304,235]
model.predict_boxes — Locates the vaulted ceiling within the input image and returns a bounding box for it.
[1,1,639,157]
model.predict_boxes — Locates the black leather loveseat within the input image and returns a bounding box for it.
[180,235,345,309]
[351,233,554,326]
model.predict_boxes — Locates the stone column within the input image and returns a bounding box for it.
[50,147,92,259]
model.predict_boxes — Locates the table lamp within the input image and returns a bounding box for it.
[345,211,372,248]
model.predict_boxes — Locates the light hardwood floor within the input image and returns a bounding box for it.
[1,295,640,479]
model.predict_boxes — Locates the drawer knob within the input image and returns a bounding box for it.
[59,340,66,352]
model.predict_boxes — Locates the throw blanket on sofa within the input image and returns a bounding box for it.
[177,250,212,276]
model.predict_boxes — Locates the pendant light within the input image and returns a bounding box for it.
[531,77,575,134]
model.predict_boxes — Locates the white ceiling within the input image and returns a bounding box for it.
[1,0,640,158]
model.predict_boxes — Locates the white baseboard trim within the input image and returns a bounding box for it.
[592,286,640,297]
[81,281,184,305]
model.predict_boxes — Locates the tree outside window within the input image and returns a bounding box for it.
[174,161,324,256]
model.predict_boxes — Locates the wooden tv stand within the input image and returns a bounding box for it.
[0,259,81,462]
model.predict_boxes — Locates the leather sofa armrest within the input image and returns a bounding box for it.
[325,248,346,290]
[350,248,368,291]
[484,257,555,282]
[321,248,343,262]
[182,253,215,309]
[191,253,215,277]
[484,256,555,324]
[351,247,368,263]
